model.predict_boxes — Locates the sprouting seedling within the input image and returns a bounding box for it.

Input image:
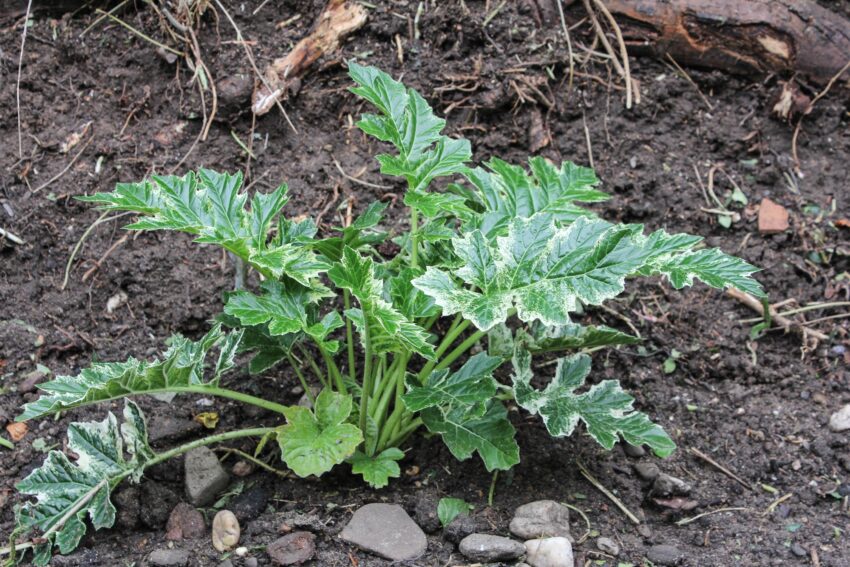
[8,62,764,565]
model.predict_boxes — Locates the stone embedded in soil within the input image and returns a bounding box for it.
[828,404,850,432]
[184,446,230,506]
[148,548,190,567]
[645,544,684,566]
[458,534,525,562]
[596,536,620,556]
[413,491,441,533]
[510,500,572,541]
[140,481,180,529]
[339,503,427,561]
[267,531,317,565]
[212,510,241,552]
[166,502,206,540]
[149,416,202,445]
[758,198,789,234]
[633,463,660,482]
[444,514,487,544]
[623,442,646,458]
[524,536,575,567]
[230,484,270,522]
[113,486,141,529]
[650,473,691,498]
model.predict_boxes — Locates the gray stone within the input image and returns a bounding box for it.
[829,404,850,432]
[650,474,691,498]
[267,531,316,565]
[244,558,258,567]
[166,502,206,540]
[458,534,525,562]
[413,491,441,533]
[510,500,572,540]
[148,548,190,567]
[633,463,660,482]
[646,544,684,566]
[184,446,229,506]
[623,443,646,458]
[596,536,620,556]
[340,503,427,561]
[149,416,202,445]
[524,537,574,567]
[444,514,486,543]
[113,486,140,529]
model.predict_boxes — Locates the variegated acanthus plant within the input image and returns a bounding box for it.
[10,63,765,564]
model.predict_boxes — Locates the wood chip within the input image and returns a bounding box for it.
[6,421,28,442]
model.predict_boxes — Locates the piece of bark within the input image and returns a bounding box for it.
[252,0,367,115]
[560,0,850,88]
[758,198,789,234]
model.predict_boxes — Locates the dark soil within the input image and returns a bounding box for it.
[1,1,849,566]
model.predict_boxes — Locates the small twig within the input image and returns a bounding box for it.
[332,156,392,190]
[582,112,594,169]
[792,58,850,170]
[16,0,34,159]
[726,288,829,342]
[80,0,129,37]
[82,233,129,282]
[483,0,506,27]
[32,136,94,193]
[688,447,753,491]
[0,227,25,245]
[230,129,256,159]
[555,0,575,96]
[577,460,641,524]
[96,9,182,56]
[675,507,748,526]
[591,0,632,109]
[666,54,713,110]
[217,447,290,477]
[562,503,591,544]
[62,212,131,290]
[763,493,793,516]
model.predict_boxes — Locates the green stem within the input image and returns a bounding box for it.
[434,330,486,372]
[296,344,328,390]
[410,206,420,268]
[371,354,407,428]
[417,318,472,382]
[344,289,356,383]
[359,313,374,437]
[316,341,345,394]
[488,470,499,507]
[179,385,289,415]
[384,417,422,450]
[285,353,315,405]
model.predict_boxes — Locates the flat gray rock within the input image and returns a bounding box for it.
[184,446,229,506]
[267,531,316,565]
[829,404,850,432]
[525,537,574,567]
[340,503,426,561]
[459,534,525,562]
[646,544,683,566]
[148,548,189,567]
[510,500,572,540]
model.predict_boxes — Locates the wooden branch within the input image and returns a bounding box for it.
[596,0,850,87]
[252,0,367,115]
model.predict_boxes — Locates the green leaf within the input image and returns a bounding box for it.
[389,268,440,320]
[18,324,242,421]
[249,244,331,289]
[348,61,471,191]
[404,190,474,220]
[15,400,148,565]
[402,353,502,415]
[465,157,607,238]
[224,280,332,340]
[350,448,404,488]
[437,497,473,527]
[634,229,765,297]
[511,349,675,457]
[330,247,435,358]
[420,400,519,472]
[414,215,646,331]
[489,321,638,358]
[277,390,363,477]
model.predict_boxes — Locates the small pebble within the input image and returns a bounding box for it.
[596,536,620,556]
[623,443,646,458]
[829,404,850,432]
[790,543,807,557]
[524,537,574,567]
[633,463,660,482]
[459,534,525,562]
[646,544,683,566]
[212,510,240,552]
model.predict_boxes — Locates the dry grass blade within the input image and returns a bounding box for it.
[16,0,33,160]
[577,460,641,524]
[688,447,752,491]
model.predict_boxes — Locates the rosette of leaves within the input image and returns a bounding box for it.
[10,62,765,563]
